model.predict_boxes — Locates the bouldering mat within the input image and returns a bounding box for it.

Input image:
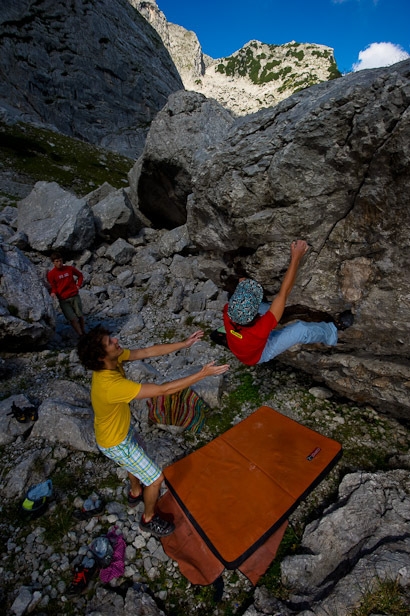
[157,490,288,585]
[158,406,342,584]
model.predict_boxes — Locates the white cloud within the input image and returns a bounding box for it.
[352,42,410,71]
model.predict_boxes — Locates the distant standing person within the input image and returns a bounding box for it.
[222,240,353,366]
[47,251,86,336]
[77,326,229,538]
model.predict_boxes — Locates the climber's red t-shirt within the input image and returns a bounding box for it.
[223,304,278,365]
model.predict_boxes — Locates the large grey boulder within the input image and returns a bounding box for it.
[129,60,410,419]
[91,188,140,241]
[30,380,97,453]
[187,59,410,269]
[17,181,95,252]
[0,243,55,350]
[0,0,183,158]
[281,471,410,616]
[128,90,234,228]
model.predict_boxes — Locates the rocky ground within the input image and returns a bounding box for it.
[1,305,410,616]
[1,180,410,615]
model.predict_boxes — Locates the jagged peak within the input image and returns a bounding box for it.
[134,3,341,116]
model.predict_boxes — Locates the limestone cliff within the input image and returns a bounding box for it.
[132,0,341,115]
[197,40,341,116]
[0,0,183,159]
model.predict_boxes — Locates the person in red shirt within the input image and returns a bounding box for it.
[47,251,86,336]
[222,240,351,366]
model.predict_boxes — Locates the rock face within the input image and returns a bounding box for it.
[281,470,410,616]
[0,242,55,350]
[132,0,206,85]
[128,60,410,420]
[0,0,183,158]
[18,181,95,252]
[0,0,341,164]
[128,90,234,228]
[133,1,340,116]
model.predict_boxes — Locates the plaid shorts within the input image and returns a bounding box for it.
[98,426,161,486]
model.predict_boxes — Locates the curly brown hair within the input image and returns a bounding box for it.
[77,325,110,371]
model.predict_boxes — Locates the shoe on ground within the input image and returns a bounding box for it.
[335,310,354,331]
[67,562,97,595]
[139,514,175,537]
[72,498,105,520]
[127,490,144,507]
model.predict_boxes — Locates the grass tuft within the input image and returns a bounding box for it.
[351,577,409,616]
[0,120,133,202]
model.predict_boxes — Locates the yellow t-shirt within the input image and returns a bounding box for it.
[91,349,142,448]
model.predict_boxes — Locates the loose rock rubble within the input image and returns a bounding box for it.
[1,225,410,615]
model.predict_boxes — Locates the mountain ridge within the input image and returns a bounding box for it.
[133,0,341,116]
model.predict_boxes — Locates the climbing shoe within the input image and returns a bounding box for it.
[72,497,105,520]
[90,535,115,568]
[335,310,354,331]
[21,479,53,519]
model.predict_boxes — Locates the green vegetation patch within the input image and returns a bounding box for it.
[351,577,410,616]
[328,59,342,80]
[215,47,288,85]
[257,523,301,599]
[286,48,305,61]
[312,49,331,59]
[42,505,74,547]
[204,370,264,436]
[0,120,133,199]
[214,41,341,89]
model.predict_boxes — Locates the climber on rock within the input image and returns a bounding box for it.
[217,240,353,365]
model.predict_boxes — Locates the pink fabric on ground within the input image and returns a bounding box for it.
[99,528,126,582]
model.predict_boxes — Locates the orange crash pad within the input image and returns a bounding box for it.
[158,406,342,584]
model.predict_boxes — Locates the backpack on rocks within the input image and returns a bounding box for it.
[21,479,53,518]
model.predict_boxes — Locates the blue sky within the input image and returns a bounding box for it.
[156,0,410,74]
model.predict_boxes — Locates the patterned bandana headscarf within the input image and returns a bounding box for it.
[227,279,264,325]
